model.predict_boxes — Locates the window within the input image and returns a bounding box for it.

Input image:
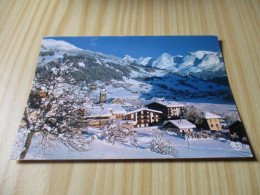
[211,124,213,128]
[131,114,134,119]
[216,124,218,127]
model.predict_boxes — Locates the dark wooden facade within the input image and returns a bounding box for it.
[124,109,162,127]
[228,120,248,143]
[146,102,183,119]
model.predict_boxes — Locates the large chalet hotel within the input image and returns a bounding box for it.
[85,87,223,132]
[123,108,162,127]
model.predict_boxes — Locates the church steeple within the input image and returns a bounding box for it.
[99,85,107,103]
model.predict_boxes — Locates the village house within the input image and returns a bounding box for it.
[202,112,222,131]
[85,105,112,126]
[85,104,126,126]
[107,97,124,105]
[113,82,125,88]
[123,108,162,128]
[163,119,196,134]
[90,86,97,90]
[145,99,185,119]
[105,104,126,119]
[228,120,248,143]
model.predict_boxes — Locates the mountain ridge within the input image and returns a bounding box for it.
[40,39,226,80]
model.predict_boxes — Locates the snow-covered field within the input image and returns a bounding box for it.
[11,128,253,160]
[183,98,239,117]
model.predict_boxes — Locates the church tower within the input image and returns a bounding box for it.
[99,86,107,103]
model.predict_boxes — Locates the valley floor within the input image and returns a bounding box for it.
[182,98,239,117]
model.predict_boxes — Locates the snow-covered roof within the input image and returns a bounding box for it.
[227,119,241,128]
[163,119,196,129]
[87,106,112,117]
[146,100,184,108]
[106,98,115,103]
[203,112,221,119]
[41,39,82,52]
[106,98,123,104]
[104,104,126,114]
[124,107,162,115]
[87,104,126,117]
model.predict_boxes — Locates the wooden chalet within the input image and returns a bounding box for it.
[163,119,196,134]
[85,106,112,126]
[145,99,185,119]
[123,108,162,128]
[85,104,126,126]
[105,103,126,119]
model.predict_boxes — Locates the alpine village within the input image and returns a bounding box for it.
[86,85,247,143]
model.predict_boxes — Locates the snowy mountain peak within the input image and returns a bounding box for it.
[159,53,174,60]
[151,53,176,69]
[148,50,226,80]
[136,57,152,66]
[41,39,82,52]
[123,55,153,66]
[190,51,216,60]
[123,55,136,62]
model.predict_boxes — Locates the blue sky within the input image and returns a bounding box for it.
[44,36,221,59]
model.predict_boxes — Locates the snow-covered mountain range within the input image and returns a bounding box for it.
[123,51,226,80]
[36,39,233,102]
[40,39,226,80]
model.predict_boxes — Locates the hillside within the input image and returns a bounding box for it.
[36,39,233,103]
